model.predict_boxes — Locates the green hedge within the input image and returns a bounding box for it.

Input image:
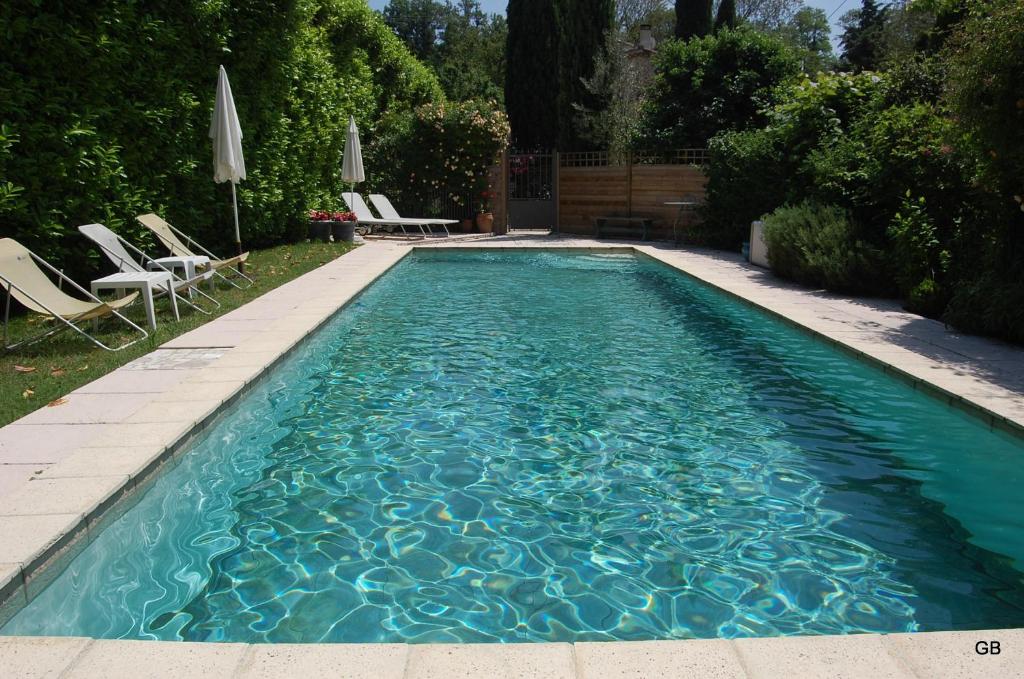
[0,0,442,280]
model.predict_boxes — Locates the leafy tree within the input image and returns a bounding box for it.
[737,0,802,31]
[675,0,713,40]
[715,0,737,31]
[505,0,560,148]
[638,26,799,148]
[433,2,507,103]
[382,0,448,61]
[840,0,890,71]
[383,1,507,104]
[617,0,675,41]
[877,0,937,63]
[778,6,835,73]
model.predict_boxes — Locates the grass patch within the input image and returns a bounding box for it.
[1,240,356,427]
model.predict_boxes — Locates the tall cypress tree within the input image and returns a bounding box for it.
[675,0,713,40]
[714,0,736,32]
[556,0,615,150]
[505,0,560,149]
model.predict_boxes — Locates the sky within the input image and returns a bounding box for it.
[367,0,853,49]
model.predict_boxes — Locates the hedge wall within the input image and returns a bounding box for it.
[0,0,442,279]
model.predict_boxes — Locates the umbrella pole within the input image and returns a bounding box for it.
[231,181,244,274]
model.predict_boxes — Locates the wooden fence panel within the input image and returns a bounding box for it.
[555,162,707,239]
[558,166,629,234]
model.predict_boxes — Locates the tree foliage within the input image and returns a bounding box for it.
[715,0,737,32]
[637,27,799,148]
[505,0,560,148]
[383,1,507,104]
[556,0,616,150]
[737,0,802,31]
[0,0,441,279]
[840,0,890,71]
[675,0,713,40]
[777,7,835,73]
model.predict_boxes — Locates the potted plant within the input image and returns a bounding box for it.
[330,211,358,243]
[309,210,359,243]
[476,190,495,233]
[309,210,332,242]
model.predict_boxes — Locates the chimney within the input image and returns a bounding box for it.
[638,24,655,51]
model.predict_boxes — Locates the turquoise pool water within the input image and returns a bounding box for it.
[4,250,1024,642]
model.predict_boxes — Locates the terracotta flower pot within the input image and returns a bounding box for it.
[459,218,474,233]
[476,212,494,234]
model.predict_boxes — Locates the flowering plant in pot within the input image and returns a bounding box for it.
[476,190,496,233]
[310,210,358,243]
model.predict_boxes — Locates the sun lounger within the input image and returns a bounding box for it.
[342,193,430,238]
[78,223,219,316]
[136,213,253,289]
[369,194,455,237]
[0,238,148,351]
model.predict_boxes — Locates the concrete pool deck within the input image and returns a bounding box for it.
[0,234,1022,677]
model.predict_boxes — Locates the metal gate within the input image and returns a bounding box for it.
[507,152,556,230]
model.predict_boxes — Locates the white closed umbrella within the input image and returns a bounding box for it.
[210,65,246,260]
[342,115,365,200]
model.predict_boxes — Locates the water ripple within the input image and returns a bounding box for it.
[4,251,1024,642]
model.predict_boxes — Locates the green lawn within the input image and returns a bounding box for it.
[1,240,356,427]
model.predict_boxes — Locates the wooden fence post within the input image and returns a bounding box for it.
[554,150,560,234]
[626,150,633,218]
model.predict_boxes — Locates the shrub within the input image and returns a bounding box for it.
[389,99,509,218]
[701,71,884,248]
[636,27,799,148]
[762,202,891,295]
[0,0,442,279]
[701,130,788,247]
[888,193,950,316]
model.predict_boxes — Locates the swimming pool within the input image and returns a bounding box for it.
[3,249,1023,642]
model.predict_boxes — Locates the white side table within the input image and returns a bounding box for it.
[148,255,213,296]
[91,271,178,330]
[665,201,698,242]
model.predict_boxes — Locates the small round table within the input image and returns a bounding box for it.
[665,201,699,242]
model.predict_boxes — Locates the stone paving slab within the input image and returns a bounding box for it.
[13,393,147,426]
[406,643,577,679]
[64,639,247,679]
[0,635,92,679]
[236,643,410,679]
[0,423,110,464]
[574,639,746,678]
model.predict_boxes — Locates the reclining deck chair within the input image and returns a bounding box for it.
[78,223,220,316]
[136,213,253,289]
[1,238,148,352]
[342,193,430,238]
[369,194,455,237]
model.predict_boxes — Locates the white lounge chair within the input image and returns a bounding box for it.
[342,193,430,238]
[136,213,253,289]
[369,194,455,237]
[78,223,219,318]
[0,238,148,351]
